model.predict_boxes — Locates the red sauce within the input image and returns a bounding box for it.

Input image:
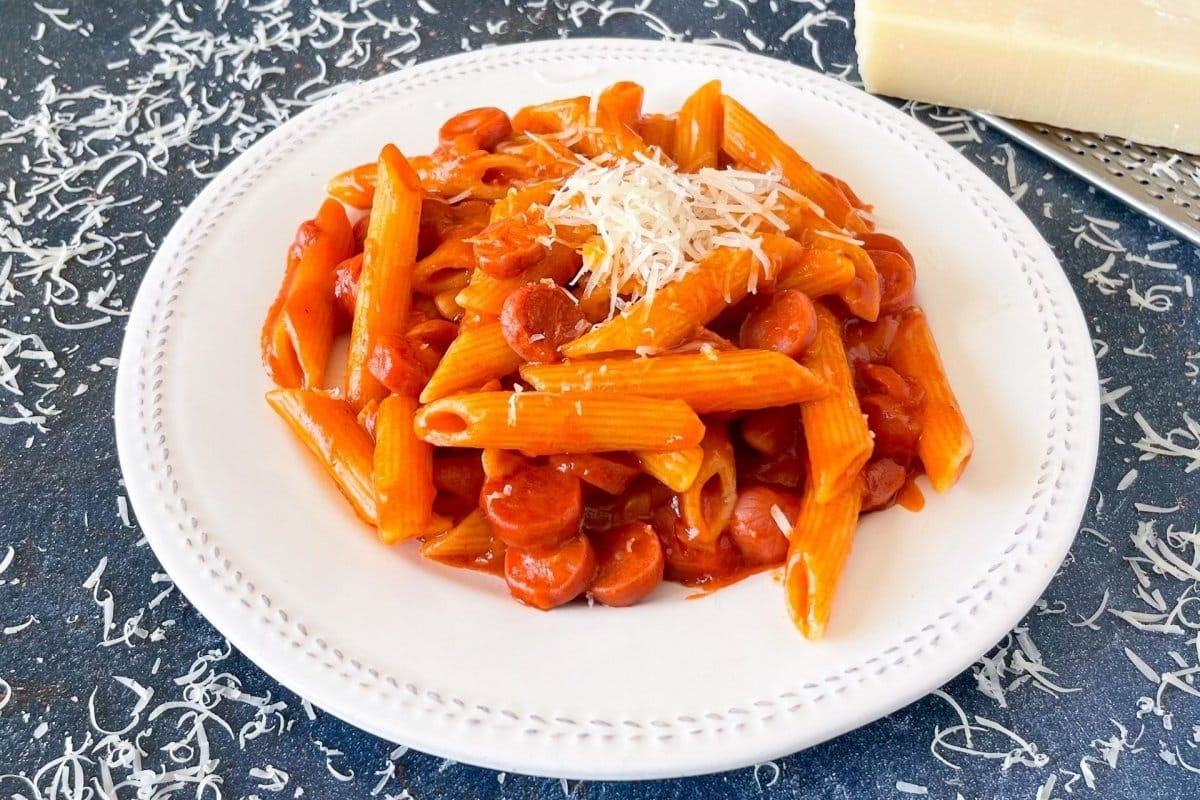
[424,549,506,578]
[684,563,780,599]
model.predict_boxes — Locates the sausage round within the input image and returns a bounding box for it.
[481,464,583,549]
[862,458,907,512]
[438,107,514,153]
[728,486,798,567]
[870,250,915,313]
[367,334,431,397]
[332,253,363,326]
[589,522,665,607]
[659,520,741,585]
[500,282,589,362]
[505,534,597,610]
[738,289,818,358]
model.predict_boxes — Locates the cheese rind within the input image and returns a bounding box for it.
[856,0,1200,154]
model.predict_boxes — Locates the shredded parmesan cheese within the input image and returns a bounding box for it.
[541,154,808,316]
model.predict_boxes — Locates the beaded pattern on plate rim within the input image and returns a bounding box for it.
[125,41,1090,741]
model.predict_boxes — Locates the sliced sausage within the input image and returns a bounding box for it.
[870,250,915,313]
[859,232,914,266]
[332,253,363,327]
[482,464,583,549]
[862,458,907,512]
[438,107,513,153]
[738,407,801,457]
[658,520,741,585]
[406,319,459,372]
[739,288,818,358]
[728,486,799,567]
[505,535,596,610]
[859,364,924,464]
[841,314,901,374]
[500,282,589,362]
[432,452,486,501]
[367,334,431,397]
[473,219,546,279]
[548,453,640,495]
[737,450,807,491]
[589,522,664,607]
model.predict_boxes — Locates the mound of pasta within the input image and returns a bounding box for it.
[261,81,972,638]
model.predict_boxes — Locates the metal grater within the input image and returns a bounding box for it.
[976,113,1200,248]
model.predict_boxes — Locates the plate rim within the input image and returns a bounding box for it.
[115,38,1100,779]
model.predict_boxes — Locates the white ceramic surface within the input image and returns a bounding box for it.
[115,39,1100,780]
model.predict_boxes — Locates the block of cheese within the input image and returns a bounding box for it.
[856,0,1200,154]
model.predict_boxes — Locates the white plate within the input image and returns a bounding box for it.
[116,39,1099,780]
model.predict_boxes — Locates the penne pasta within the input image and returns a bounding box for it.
[521,349,826,413]
[512,95,590,137]
[721,95,868,233]
[266,389,377,524]
[784,479,863,639]
[888,308,973,492]
[261,235,305,389]
[279,201,354,388]
[326,162,376,208]
[674,79,722,173]
[828,241,880,322]
[262,84,973,627]
[636,447,705,493]
[638,113,677,160]
[413,232,481,296]
[584,83,654,161]
[800,304,874,502]
[678,426,738,544]
[410,151,536,201]
[262,200,354,388]
[455,244,580,316]
[561,247,764,356]
[432,287,465,321]
[776,247,857,298]
[345,144,423,408]
[420,509,506,572]
[374,395,447,544]
[419,319,522,403]
[596,81,644,132]
[414,391,705,454]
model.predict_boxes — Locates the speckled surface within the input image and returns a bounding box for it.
[1,2,1198,798]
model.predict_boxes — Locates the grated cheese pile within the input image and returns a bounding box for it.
[540,153,811,314]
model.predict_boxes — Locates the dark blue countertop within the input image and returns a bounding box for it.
[1,2,1197,798]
